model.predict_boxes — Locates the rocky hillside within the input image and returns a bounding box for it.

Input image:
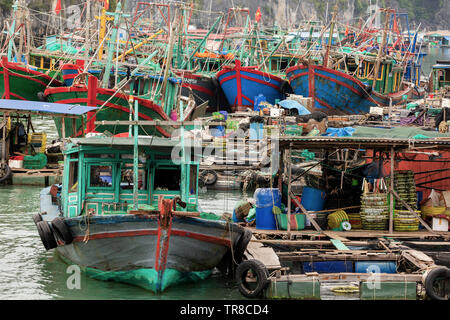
[0,0,448,33]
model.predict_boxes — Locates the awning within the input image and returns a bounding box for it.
[0,99,97,116]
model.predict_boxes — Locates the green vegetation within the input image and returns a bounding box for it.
[0,0,13,11]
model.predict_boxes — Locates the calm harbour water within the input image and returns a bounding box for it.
[0,47,448,300]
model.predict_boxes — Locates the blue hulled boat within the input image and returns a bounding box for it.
[217,60,286,112]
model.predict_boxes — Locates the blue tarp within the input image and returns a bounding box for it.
[324,127,355,137]
[0,99,97,115]
[279,99,311,115]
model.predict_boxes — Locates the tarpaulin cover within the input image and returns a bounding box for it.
[352,126,450,139]
[324,127,356,137]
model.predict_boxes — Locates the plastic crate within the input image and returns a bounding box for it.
[28,133,47,153]
[23,153,47,169]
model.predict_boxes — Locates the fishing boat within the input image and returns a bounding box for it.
[217,60,286,112]
[429,60,450,93]
[286,62,416,115]
[44,76,178,138]
[35,135,251,292]
[0,57,62,101]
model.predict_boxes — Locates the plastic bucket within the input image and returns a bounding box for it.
[301,187,326,212]
[256,207,277,230]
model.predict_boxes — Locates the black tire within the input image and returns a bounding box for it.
[32,213,43,225]
[199,170,218,186]
[0,164,12,183]
[36,221,57,250]
[51,217,73,245]
[424,267,450,300]
[235,259,269,298]
[233,229,253,264]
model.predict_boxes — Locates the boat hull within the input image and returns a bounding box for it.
[0,58,62,101]
[44,85,175,138]
[286,64,416,115]
[55,214,244,292]
[217,60,285,112]
[176,72,229,112]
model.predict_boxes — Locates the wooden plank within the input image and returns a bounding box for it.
[252,239,369,246]
[269,273,423,282]
[278,253,399,262]
[323,231,350,242]
[245,237,281,270]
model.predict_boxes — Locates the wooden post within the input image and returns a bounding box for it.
[287,144,292,238]
[323,5,338,68]
[61,116,66,139]
[389,146,395,234]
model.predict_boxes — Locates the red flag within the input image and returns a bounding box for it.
[255,7,261,23]
[104,0,109,10]
[393,16,400,35]
[55,0,61,15]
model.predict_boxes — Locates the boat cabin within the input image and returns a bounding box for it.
[431,61,450,92]
[62,137,199,217]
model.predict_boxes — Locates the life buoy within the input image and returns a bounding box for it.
[32,213,43,225]
[36,221,57,250]
[235,259,270,298]
[424,267,450,300]
[199,170,218,186]
[51,217,73,245]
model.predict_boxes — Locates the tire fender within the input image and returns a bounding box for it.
[423,266,450,300]
[36,221,57,250]
[51,217,73,245]
[235,259,270,298]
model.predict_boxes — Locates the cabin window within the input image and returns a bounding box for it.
[68,160,78,192]
[279,59,289,72]
[85,153,115,159]
[366,62,374,78]
[43,58,51,70]
[120,164,147,190]
[377,65,384,81]
[153,167,181,191]
[89,165,113,188]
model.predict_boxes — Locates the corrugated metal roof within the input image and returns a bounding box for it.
[278,136,450,150]
[0,99,97,115]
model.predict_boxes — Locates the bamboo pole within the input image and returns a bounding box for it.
[389,146,394,233]
[372,9,390,90]
[287,144,292,238]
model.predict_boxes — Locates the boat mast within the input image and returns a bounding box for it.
[132,97,139,210]
[85,0,91,59]
[161,8,179,110]
[101,2,124,88]
[7,0,19,62]
[323,4,338,68]
[372,8,390,90]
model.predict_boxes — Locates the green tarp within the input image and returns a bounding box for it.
[352,126,450,139]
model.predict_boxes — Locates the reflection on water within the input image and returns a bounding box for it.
[421,47,450,76]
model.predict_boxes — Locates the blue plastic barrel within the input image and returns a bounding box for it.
[249,123,264,140]
[210,126,225,137]
[355,261,397,274]
[303,261,353,273]
[254,188,281,230]
[301,187,326,212]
